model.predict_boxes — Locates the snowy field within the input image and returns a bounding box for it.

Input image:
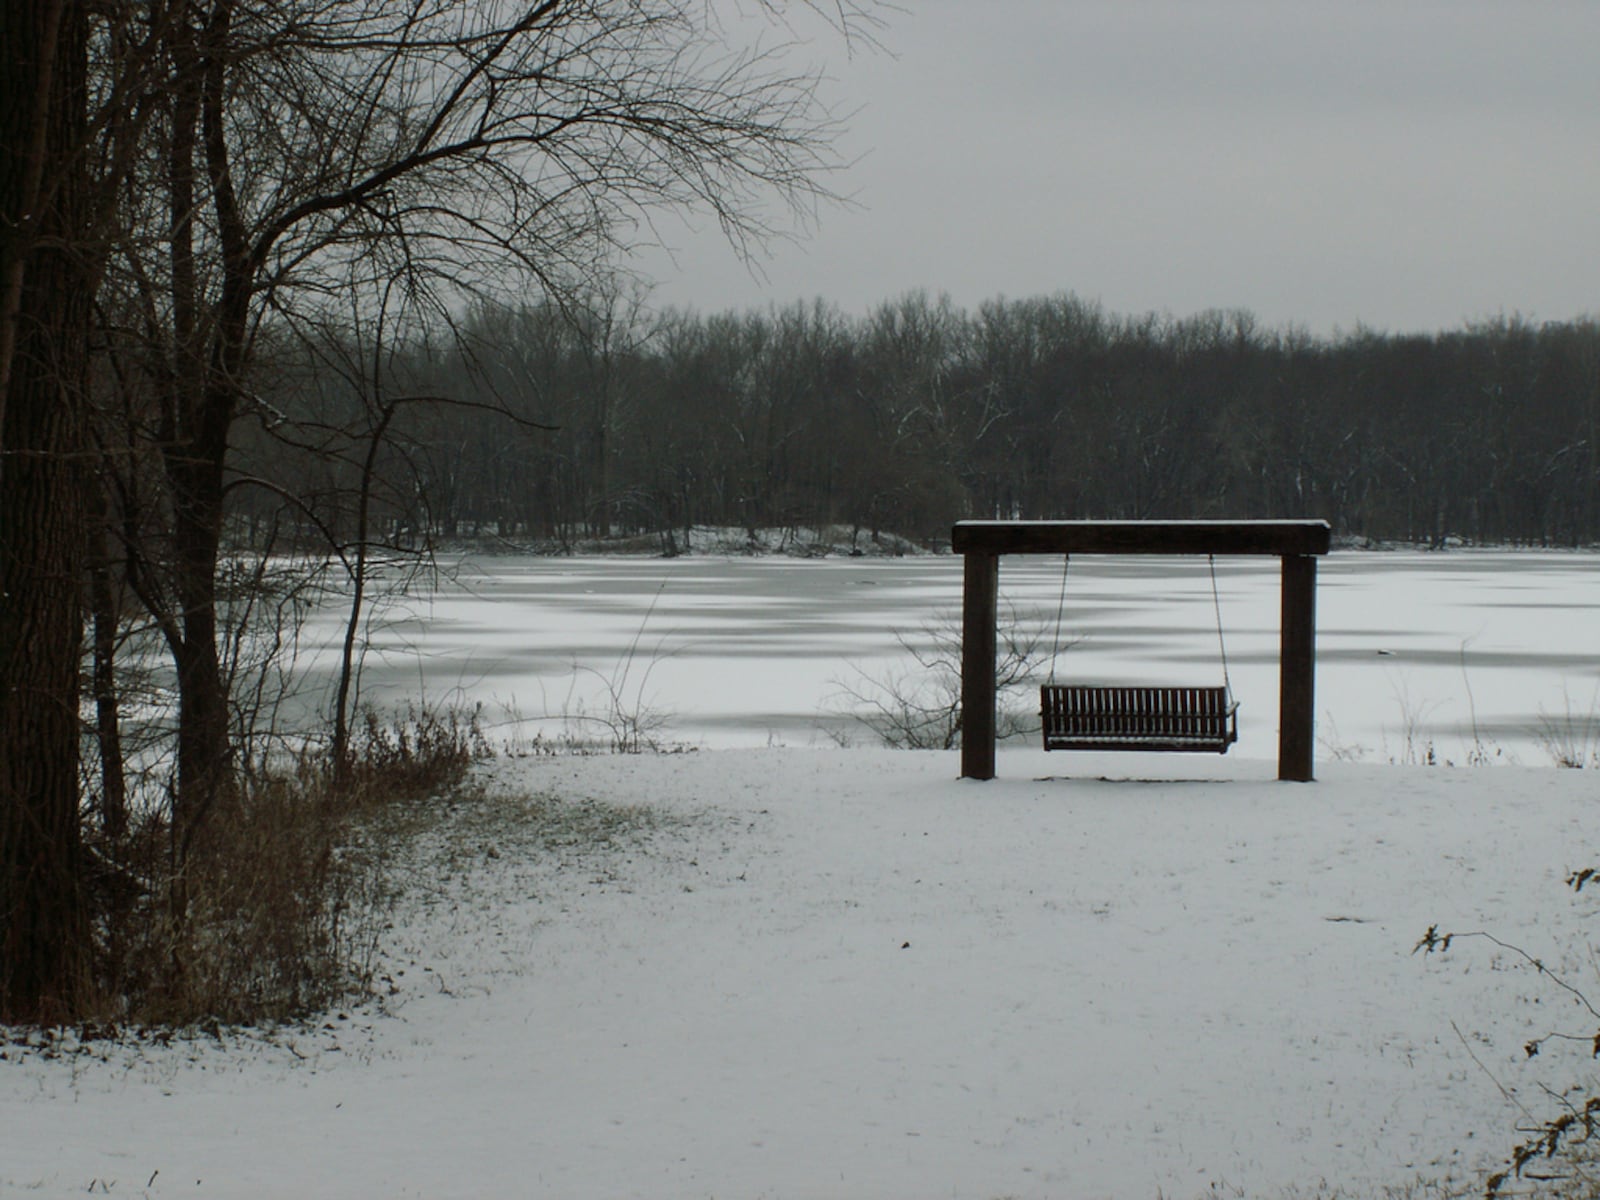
[5,549,1600,1198]
[5,751,1598,1198]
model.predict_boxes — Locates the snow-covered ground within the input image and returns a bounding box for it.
[6,747,1598,1199]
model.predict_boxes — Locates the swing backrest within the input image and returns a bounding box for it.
[1041,683,1238,753]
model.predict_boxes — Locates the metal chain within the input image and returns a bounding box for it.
[1208,553,1233,693]
[1048,554,1071,685]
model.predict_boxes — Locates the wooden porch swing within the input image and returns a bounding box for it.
[1038,554,1238,753]
[952,520,1330,781]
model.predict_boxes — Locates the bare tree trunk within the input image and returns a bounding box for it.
[0,0,90,1024]
[332,397,400,783]
[0,0,67,432]
[166,442,233,870]
[160,3,241,872]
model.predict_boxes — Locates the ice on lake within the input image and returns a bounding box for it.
[295,550,1600,768]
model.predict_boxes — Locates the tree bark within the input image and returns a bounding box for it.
[0,0,90,1023]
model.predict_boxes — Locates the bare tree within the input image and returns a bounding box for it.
[95,0,879,850]
[2,0,886,1020]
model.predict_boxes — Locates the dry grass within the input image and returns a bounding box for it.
[80,704,491,1029]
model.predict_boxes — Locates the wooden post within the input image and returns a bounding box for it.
[1278,553,1317,781]
[960,552,999,780]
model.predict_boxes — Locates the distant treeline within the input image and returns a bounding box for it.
[241,291,1600,550]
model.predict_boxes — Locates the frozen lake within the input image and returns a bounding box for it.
[305,549,1600,768]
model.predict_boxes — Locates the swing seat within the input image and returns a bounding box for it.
[1041,684,1238,753]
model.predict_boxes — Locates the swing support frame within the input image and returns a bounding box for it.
[952,519,1331,782]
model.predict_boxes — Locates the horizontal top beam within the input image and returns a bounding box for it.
[952,520,1331,557]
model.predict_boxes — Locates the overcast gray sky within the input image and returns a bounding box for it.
[635,0,1600,335]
